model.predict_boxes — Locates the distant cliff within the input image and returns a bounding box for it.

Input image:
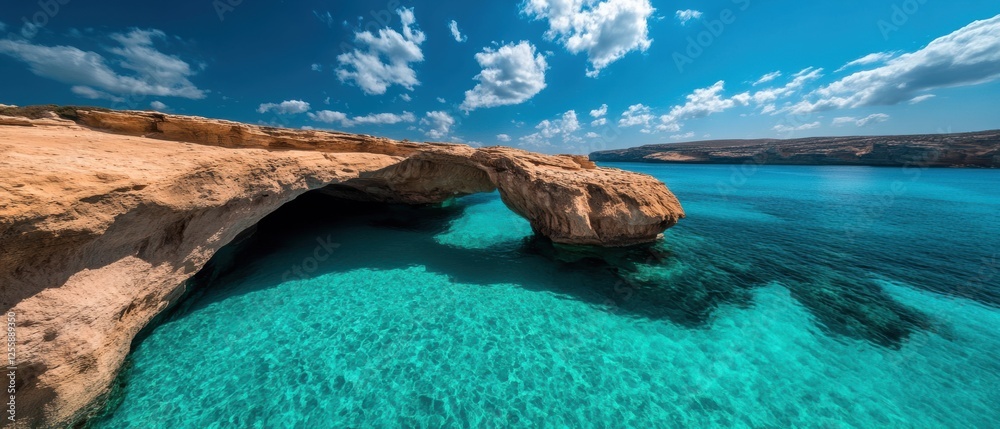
[590,130,1000,168]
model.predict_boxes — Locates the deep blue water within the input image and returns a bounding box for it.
[92,164,1000,428]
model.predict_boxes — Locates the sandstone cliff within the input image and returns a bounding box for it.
[0,108,684,428]
[590,131,1000,167]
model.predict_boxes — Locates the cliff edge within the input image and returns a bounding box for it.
[590,131,1000,167]
[0,108,684,428]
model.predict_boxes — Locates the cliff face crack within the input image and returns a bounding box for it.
[0,108,684,428]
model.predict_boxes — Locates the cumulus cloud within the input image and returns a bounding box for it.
[658,81,736,131]
[258,99,311,115]
[460,41,547,111]
[449,20,467,43]
[421,111,455,139]
[311,63,322,72]
[522,0,654,77]
[520,110,582,147]
[399,93,412,102]
[618,103,654,130]
[150,101,168,111]
[591,118,607,127]
[336,8,426,95]
[0,28,206,101]
[308,110,350,125]
[590,103,608,118]
[308,110,416,127]
[675,9,703,25]
[353,111,416,125]
[835,52,895,73]
[585,132,600,138]
[792,15,1000,114]
[753,71,782,86]
[496,134,511,142]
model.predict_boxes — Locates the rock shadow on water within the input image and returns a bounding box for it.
[155,190,936,351]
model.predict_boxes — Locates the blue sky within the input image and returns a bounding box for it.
[1,0,999,154]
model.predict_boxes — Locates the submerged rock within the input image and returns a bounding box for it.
[0,108,684,428]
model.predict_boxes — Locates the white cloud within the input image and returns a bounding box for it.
[307,110,415,127]
[832,117,857,127]
[324,96,331,105]
[590,103,608,118]
[671,131,695,140]
[311,63,322,72]
[658,81,736,131]
[0,28,206,101]
[832,114,889,127]
[750,67,823,107]
[421,111,455,139]
[308,110,350,125]
[496,134,511,142]
[336,8,425,95]
[449,20,467,43]
[258,100,311,115]
[835,52,895,72]
[150,101,168,111]
[591,117,607,127]
[909,94,936,104]
[522,0,654,77]
[619,103,655,131]
[314,11,335,28]
[460,41,547,111]
[857,113,890,127]
[675,10,703,25]
[773,122,821,133]
[520,110,582,147]
[753,71,782,86]
[792,15,1000,114]
[353,111,416,125]
[399,93,412,102]
[436,97,446,103]
[585,132,600,138]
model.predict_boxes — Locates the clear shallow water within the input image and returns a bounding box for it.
[92,165,1000,428]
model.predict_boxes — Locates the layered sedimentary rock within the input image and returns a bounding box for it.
[0,109,683,428]
[590,131,1000,167]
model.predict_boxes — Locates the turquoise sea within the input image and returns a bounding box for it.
[91,164,1000,428]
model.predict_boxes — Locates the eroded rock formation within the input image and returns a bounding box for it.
[0,109,683,428]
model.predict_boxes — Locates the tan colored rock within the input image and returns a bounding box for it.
[0,109,684,428]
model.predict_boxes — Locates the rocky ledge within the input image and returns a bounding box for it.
[590,130,1000,167]
[0,108,683,428]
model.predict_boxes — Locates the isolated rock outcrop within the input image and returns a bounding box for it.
[0,109,683,428]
